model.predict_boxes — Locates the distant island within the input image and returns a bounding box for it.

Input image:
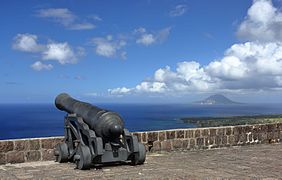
[194,94,241,105]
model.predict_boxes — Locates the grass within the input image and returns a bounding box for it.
[181,114,282,127]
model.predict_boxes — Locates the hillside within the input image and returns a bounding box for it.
[194,94,241,105]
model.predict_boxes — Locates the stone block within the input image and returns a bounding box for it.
[222,136,227,145]
[202,129,209,137]
[159,131,166,141]
[268,132,279,140]
[166,131,176,140]
[267,124,276,132]
[208,137,215,145]
[142,133,147,143]
[215,136,221,146]
[151,141,161,152]
[0,153,6,165]
[260,133,268,142]
[210,129,216,136]
[233,126,241,135]
[253,125,261,133]
[161,141,172,151]
[14,140,29,151]
[185,130,194,138]
[217,128,225,136]
[228,135,235,145]
[252,133,258,141]
[25,151,41,162]
[189,139,196,149]
[7,151,25,164]
[278,123,282,131]
[196,138,204,147]
[194,130,201,138]
[41,138,63,149]
[240,126,247,134]
[261,125,268,132]
[176,130,184,139]
[147,132,158,142]
[239,134,247,143]
[244,126,252,133]
[225,128,232,135]
[0,141,14,153]
[172,139,182,150]
[42,149,55,161]
[204,138,209,146]
[29,139,40,150]
[182,140,189,149]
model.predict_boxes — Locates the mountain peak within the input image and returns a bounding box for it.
[194,94,241,105]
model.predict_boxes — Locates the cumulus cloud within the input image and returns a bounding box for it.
[12,34,43,52]
[12,33,84,70]
[108,0,282,95]
[108,87,131,94]
[30,61,53,71]
[136,34,155,46]
[92,35,127,59]
[135,27,171,46]
[42,42,78,64]
[237,0,282,42]
[36,8,95,30]
[169,4,188,17]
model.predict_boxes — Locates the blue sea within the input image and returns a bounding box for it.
[0,103,281,140]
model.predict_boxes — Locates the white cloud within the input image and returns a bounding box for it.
[30,61,53,71]
[92,35,127,59]
[12,34,43,52]
[36,8,95,30]
[206,56,249,80]
[108,87,131,94]
[237,0,282,42]
[68,23,95,30]
[136,82,167,93]
[89,15,102,21]
[108,41,282,95]
[135,27,171,46]
[109,0,282,96]
[169,4,188,17]
[136,34,155,46]
[12,33,84,70]
[42,42,77,64]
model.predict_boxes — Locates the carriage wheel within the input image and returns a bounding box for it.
[55,143,69,163]
[131,143,146,165]
[75,145,92,170]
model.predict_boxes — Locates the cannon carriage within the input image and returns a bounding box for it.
[54,93,146,170]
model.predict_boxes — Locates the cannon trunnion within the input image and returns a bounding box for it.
[54,93,146,170]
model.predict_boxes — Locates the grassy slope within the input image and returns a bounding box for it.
[181,114,282,127]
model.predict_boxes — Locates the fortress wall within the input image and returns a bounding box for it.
[0,123,281,164]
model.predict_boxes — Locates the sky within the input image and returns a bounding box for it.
[1,0,282,103]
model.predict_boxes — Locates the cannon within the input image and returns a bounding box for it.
[54,93,146,170]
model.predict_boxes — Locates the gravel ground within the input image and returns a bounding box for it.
[1,143,282,179]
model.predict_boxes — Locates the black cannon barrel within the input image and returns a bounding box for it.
[55,93,124,139]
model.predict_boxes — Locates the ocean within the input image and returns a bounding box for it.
[0,103,281,140]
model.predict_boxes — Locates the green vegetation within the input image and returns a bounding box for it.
[181,114,282,127]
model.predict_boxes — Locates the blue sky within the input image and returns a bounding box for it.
[1,0,282,103]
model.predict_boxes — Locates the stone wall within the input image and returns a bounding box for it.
[133,123,282,152]
[0,123,281,164]
[0,137,63,165]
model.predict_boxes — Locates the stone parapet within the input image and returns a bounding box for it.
[0,123,281,164]
[0,137,63,165]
